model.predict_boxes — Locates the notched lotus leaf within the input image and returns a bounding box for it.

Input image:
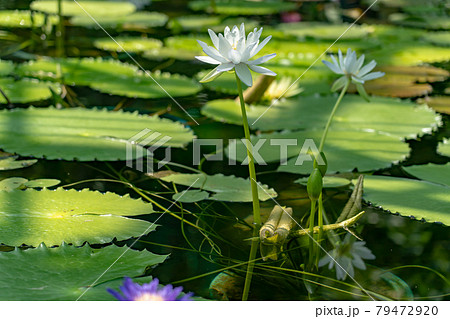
[0,78,61,104]
[31,0,136,17]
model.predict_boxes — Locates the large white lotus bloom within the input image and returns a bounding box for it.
[195,23,277,87]
[323,48,384,99]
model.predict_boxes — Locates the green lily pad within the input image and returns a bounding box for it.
[278,22,372,40]
[0,177,60,190]
[17,58,201,99]
[0,107,194,161]
[438,139,450,157]
[188,0,296,15]
[30,0,136,17]
[403,163,450,187]
[0,10,58,28]
[161,173,278,202]
[226,130,409,174]
[424,32,450,47]
[24,178,61,188]
[70,11,168,29]
[363,175,450,225]
[0,156,37,170]
[172,189,210,203]
[0,78,61,104]
[295,176,351,188]
[0,188,157,246]
[0,59,14,76]
[168,15,222,31]
[389,13,450,30]
[203,95,440,138]
[370,25,426,42]
[0,177,28,191]
[0,243,167,300]
[369,43,450,66]
[94,37,162,53]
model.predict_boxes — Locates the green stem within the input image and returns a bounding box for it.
[56,0,64,57]
[308,199,316,268]
[318,79,350,153]
[315,192,324,266]
[236,72,261,301]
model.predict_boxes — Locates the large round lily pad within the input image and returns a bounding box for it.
[226,130,409,174]
[363,175,450,225]
[160,172,278,202]
[188,0,296,15]
[0,188,157,246]
[203,95,440,138]
[438,139,450,157]
[0,107,194,160]
[30,0,136,17]
[94,37,162,53]
[16,58,201,99]
[70,11,168,29]
[0,243,167,300]
[278,22,372,40]
[0,10,58,28]
[369,43,450,66]
[403,163,450,187]
[0,78,61,104]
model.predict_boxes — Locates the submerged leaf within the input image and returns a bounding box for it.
[0,156,37,170]
[403,163,450,187]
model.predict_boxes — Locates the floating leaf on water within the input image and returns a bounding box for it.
[16,57,201,99]
[23,178,61,188]
[363,175,450,225]
[295,176,351,188]
[0,188,158,246]
[160,172,278,202]
[0,78,61,104]
[168,15,222,31]
[70,11,168,29]
[369,43,450,66]
[389,13,450,30]
[0,10,58,28]
[403,163,450,187]
[417,96,450,115]
[278,22,372,40]
[203,95,440,138]
[94,37,163,53]
[0,243,167,300]
[424,31,450,47]
[0,177,28,191]
[31,0,136,17]
[225,130,409,174]
[172,189,210,203]
[0,107,194,161]
[0,59,14,76]
[188,0,296,15]
[0,156,37,170]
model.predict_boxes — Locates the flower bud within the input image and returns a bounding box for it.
[307,168,323,201]
[313,152,327,177]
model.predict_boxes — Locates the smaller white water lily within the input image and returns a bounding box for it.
[195,23,277,87]
[323,48,384,100]
[319,234,375,281]
[263,77,303,101]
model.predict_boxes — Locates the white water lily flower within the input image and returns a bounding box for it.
[319,234,375,281]
[195,23,277,87]
[263,77,303,101]
[323,48,384,100]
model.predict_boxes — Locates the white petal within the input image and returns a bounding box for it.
[338,49,345,70]
[323,60,343,74]
[199,66,224,83]
[208,29,219,49]
[358,60,376,77]
[241,41,257,62]
[195,55,221,64]
[239,23,245,39]
[360,71,384,81]
[248,53,276,65]
[217,62,235,72]
[218,34,233,55]
[351,75,364,84]
[197,40,228,63]
[228,49,241,64]
[249,35,272,58]
[354,54,365,72]
[345,49,357,73]
[235,63,253,86]
[249,64,276,76]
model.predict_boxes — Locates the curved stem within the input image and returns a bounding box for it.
[318,79,350,153]
[235,72,261,301]
[308,199,317,268]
